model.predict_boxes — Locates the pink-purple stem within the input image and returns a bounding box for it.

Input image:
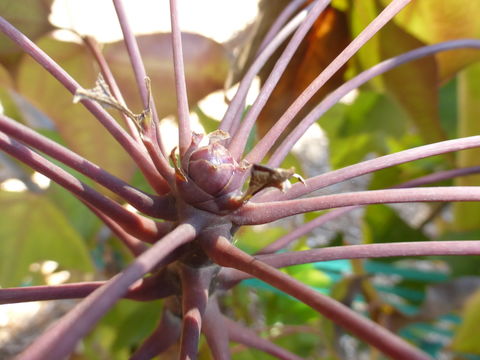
[256,0,309,54]
[178,265,212,360]
[0,15,170,195]
[219,1,313,133]
[230,0,412,160]
[236,186,480,225]
[0,132,163,241]
[227,0,331,159]
[262,40,480,166]
[169,0,192,155]
[219,240,480,287]
[111,0,165,149]
[0,270,178,304]
[17,221,201,360]
[0,113,176,219]
[257,135,480,203]
[202,236,431,360]
[257,165,480,254]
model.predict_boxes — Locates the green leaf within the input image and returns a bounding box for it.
[451,289,480,354]
[193,105,220,134]
[16,36,136,182]
[364,204,429,247]
[236,226,288,254]
[0,0,54,69]
[350,0,383,90]
[112,300,162,352]
[0,191,93,287]
[379,19,447,145]
[45,183,101,241]
[391,0,480,81]
[453,62,480,231]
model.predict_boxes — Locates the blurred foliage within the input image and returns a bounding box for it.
[1,0,480,359]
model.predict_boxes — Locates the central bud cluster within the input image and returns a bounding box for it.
[174,131,249,214]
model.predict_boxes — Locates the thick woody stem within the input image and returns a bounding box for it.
[178,265,213,360]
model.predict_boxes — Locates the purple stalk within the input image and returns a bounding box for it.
[257,240,480,269]
[256,40,480,166]
[227,0,331,159]
[0,15,170,194]
[229,0,412,160]
[131,308,181,360]
[178,265,212,360]
[257,165,480,254]
[257,207,354,255]
[236,186,480,225]
[256,0,309,54]
[0,282,105,304]
[0,132,162,241]
[112,0,166,150]
[0,270,178,304]
[82,35,141,141]
[218,240,480,287]
[143,136,176,185]
[225,316,303,360]
[169,0,192,155]
[257,135,480,202]
[202,236,431,360]
[202,297,231,360]
[18,221,201,360]
[219,2,312,133]
[0,114,176,218]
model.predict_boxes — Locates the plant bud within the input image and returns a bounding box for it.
[175,131,249,213]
